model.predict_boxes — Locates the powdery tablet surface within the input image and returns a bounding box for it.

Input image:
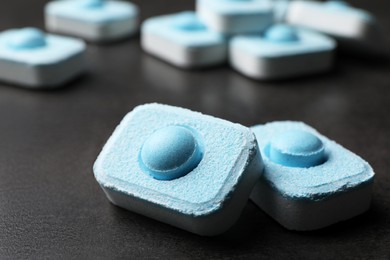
[196,0,274,34]
[94,103,263,236]
[0,28,86,88]
[229,24,336,80]
[283,0,385,54]
[141,12,227,69]
[45,0,139,42]
[250,121,375,231]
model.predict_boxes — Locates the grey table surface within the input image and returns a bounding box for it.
[0,0,389,259]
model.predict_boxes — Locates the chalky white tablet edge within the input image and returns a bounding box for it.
[251,179,372,231]
[142,32,227,69]
[101,155,262,236]
[230,47,334,80]
[0,54,85,88]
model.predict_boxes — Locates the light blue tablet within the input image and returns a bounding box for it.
[250,121,374,230]
[94,103,263,235]
[141,12,227,68]
[45,0,139,41]
[0,28,85,87]
[284,0,385,54]
[229,24,336,79]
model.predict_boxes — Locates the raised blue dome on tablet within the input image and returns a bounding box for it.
[264,25,299,43]
[79,0,105,8]
[267,130,325,168]
[173,12,207,31]
[326,1,350,10]
[7,28,47,50]
[140,125,203,180]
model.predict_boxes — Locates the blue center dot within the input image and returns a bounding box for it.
[266,130,326,168]
[80,0,105,8]
[173,12,207,31]
[264,24,299,43]
[7,28,46,50]
[140,126,203,180]
[225,0,252,2]
[326,1,350,10]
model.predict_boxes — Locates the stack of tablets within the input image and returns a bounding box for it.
[141,0,386,80]
[93,103,375,235]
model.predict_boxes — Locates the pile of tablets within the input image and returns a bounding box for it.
[0,0,386,87]
[142,0,386,80]
[94,103,375,235]
[0,0,379,236]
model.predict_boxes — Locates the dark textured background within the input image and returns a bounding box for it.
[0,0,389,259]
